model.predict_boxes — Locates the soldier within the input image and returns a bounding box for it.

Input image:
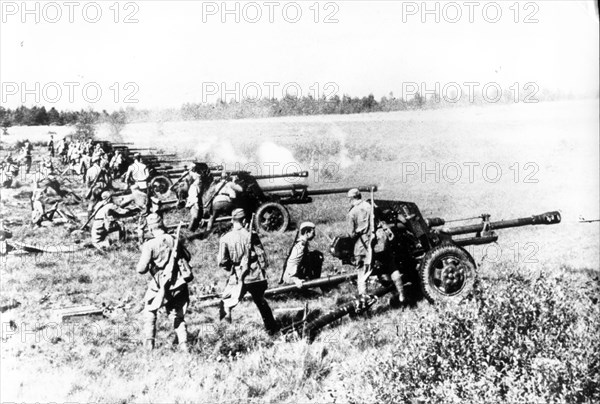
[185,170,203,232]
[84,156,110,219]
[206,172,243,231]
[282,222,323,287]
[217,209,278,334]
[1,156,20,188]
[48,134,55,157]
[90,191,128,249]
[346,188,405,305]
[18,139,33,173]
[109,149,124,178]
[346,188,375,297]
[135,213,193,351]
[124,153,150,191]
[56,137,67,163]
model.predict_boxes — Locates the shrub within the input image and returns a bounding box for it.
[357,271,600,403]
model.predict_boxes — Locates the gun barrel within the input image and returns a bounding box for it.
[265,273,358,296]
[445,211,561,236]
[305,185,378,196]
[253,171,309,180]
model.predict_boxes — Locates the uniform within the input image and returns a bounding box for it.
[90,199,126,248]
[218,217,277,332]
[186,177,203,232]
[1,160,19,188]
[125,160,150,191]
[207,179,243,230]
[283,238,322,284]
[347,198,374,296]
[136,221,193,350]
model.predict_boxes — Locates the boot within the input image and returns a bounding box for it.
[144,338,155,350]
[218,301,232,323]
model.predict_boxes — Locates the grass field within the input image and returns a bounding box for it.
[1,99,599,403]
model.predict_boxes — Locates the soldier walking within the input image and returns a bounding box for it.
[217,209,278,334]
[135,214,194,351]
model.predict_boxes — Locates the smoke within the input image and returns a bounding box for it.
[256,141,304,186]
[327,125,361,169]
[194,136,248,166]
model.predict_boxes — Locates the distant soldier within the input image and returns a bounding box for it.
[18,139,33,173]
[185,170,203,232]
[30,189,60,227]
[346,188,405,305]
[1,156,20,188]
[85,156,110,218]
[283,222,323,287]
[206,172,243,231]
[33,158,71,199]
[56,137,67,163]
[124,153,150,191]
[90,191,127,249]
[109,149,124,178]
[136,213,194,351]
[217,209,278,333]
[48,135,55,157]
[119,154,150,214]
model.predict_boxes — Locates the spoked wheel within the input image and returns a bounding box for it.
[149,175,173,200]
[255,202,290,234]
[419,243,476,303]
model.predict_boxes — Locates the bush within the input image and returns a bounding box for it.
[358,271,600,403]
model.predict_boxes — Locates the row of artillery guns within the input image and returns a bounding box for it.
[199,200,561,320]
[93,140,377,234]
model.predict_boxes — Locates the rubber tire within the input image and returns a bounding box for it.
[149,175,173,200]
[418,243,476,304]
[255,202,290,234]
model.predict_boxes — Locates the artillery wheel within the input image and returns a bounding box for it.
[255,202,289,234]
[149,175,173,200]
[418,243,476,304]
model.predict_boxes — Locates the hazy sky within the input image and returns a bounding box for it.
[1,0,598,110]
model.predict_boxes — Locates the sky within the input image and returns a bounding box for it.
[1,0,598,110]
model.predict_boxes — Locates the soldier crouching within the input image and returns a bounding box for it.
[136,214,194,351]
[282,221,323,288]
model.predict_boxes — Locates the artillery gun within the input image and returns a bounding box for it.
[210,170,377,233]
[330,200,562,303]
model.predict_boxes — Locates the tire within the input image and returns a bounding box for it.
[418,243,476,304]
[255,202,290,234]
[149,175,172,200]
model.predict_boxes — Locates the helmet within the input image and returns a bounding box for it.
[347,188,361,199]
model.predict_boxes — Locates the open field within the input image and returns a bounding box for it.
[1,99,599,403]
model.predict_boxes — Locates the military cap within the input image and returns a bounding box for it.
[146,213,163,228]
[101,191,112,200]
[299,222,316,233]
[232,208,246,220]
[347,188,361,198]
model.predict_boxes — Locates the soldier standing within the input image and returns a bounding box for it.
[19,140,33,173]
[217,209,278,333]
[121,153,150,213]
[185,170,203,232]
[346,188,405,305]
[346,188,374,297]
[282,222,323,287]
[48,135,55,157]
[135,214,193,351]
